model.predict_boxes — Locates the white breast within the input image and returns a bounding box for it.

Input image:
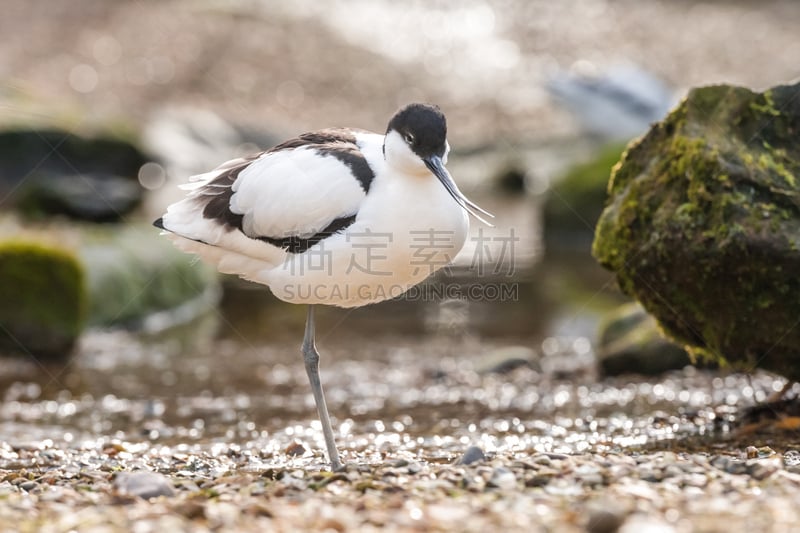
[263,168,470,307]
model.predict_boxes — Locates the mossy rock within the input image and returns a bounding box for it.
[597,303,693,376]
[592,82,800,379]
[80,225,219,328]
[0,129,148,221]
[0,241,87,359]
[543,143,627,250]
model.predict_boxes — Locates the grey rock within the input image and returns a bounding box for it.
[474,346,539,374]
[80,225,219,329]
[114,471,175,499]
[547,64,675,140]
[456,446,486,465]
[19,480,38,492]
[27,172,142,222]
[487,467,516,490]
[587,507,627,533]
[0,128,148,221]
[597,303,693,376]
[746,461,777,481]
[543,142,627,250]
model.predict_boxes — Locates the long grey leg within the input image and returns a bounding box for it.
[301,305,343,471]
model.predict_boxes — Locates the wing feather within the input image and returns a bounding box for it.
[161,128,378,256]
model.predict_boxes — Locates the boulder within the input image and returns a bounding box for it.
[0,219,219,359]
[593,82,800,378]
[544,143,626,250]
[80,225,219,329]
[547,64,675,140]
[0,129,148,221]
[0,240,87,359]
[596,303,693,376]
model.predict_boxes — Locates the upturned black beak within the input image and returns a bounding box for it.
[424,155,494,226]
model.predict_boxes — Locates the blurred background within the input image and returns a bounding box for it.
[1,0,799,452]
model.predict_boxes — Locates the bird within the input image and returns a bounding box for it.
[154,103,492,471]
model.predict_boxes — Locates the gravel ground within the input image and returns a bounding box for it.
[3,328,800,532]
[2,438,800,532]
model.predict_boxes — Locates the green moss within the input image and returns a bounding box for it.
[749,90,781,117]
[592,81,800,379]
[79,226,218,327]
[543,142,628,249]
[0,240,87,358]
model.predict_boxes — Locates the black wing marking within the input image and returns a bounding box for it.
[181,128,373,252]
[266,128,375,193]
[259,214,357,254]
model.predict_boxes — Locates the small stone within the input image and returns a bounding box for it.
[662,465,683,479]
[638,467,662,483]
[173,500,205,520]
[456,446,486,466]
[783,449,800,472]
[746,461,777,481]
[487,467,516,490]
[525,468,557,487]
[114,471,175,499]
[745,446,759,459]
[587,508,626,533]
[474,346,539,374]
[19,480,38,492]
[531,454,552,466]
[729,462,749,475]
[406,461,422,474]
[596,303,692,376]
[757,446,776,457]
[284,440,307,457]
[580,473,605,487]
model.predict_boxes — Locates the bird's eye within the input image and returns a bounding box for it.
[404,132,415,144]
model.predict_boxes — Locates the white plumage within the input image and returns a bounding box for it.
[230,146,366,239]
[155,103,492,470]
[158,126,479,307]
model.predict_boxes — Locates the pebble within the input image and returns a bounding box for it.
[487,467,516,490]
[783,449,800,472]
[456,446,486,466]
[2,439,800,530]
[19,480,38,492]
[114,471,175,499]
[745,461,777,481]
[586,507,627,533]
[284,441,307,457]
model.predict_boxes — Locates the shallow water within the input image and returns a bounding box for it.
[0,274,790,465]
[0,191,791,462]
